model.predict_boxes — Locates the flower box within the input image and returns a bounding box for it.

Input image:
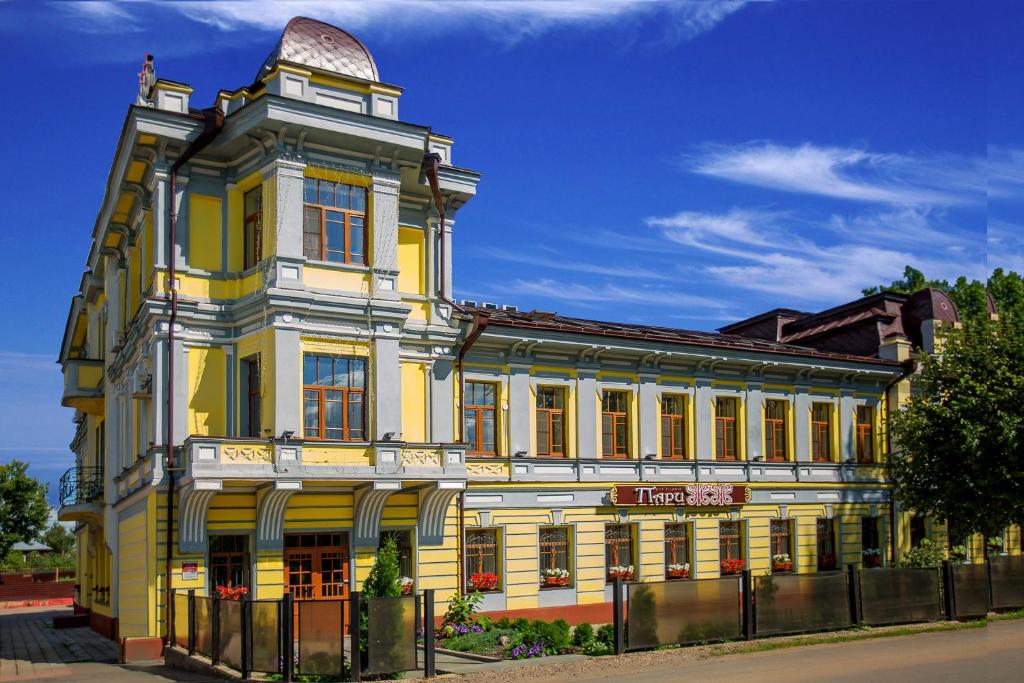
[666,568,690,579]
[772,561,793,572]
[543,575,571,587]
[215,585,248,601]
[720,559,744,575]
[470,573,499,591]
[607,565,635,581]
[818,553,837,571]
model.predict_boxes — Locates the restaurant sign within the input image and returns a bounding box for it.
[610,484,751,507]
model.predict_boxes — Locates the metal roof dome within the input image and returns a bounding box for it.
[256,17,379,83]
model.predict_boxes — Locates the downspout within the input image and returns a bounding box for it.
[883,357,916,566]
[455,313,489,593]
[164,107,224,646]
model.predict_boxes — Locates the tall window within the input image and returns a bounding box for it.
[764,400,788,461]
[303,178,367,265]
[811,403,833,462]
[770,519,793,572]
[209,535,250,590]
[861,517,880,555]
[536,387,565,457]
[855,406,874,463]
[719,521,744,572]
[816,518,838,570]
[661,395,686,459]
[464,381,497,455]
[465,529,500,591]
[715,397,739,460]
[910,515,927,548]
[605,524,634,579]
[602,391,629,458]
[303,354,365,441]
[380,530,414,580]
[664,523,691,578]
[241,355,261,438]
[243,186,262,269]
[539,527,571,585]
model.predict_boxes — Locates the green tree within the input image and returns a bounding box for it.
[863,266,1024,323]
[360,535,404,673]
[888,315,1024,541]
[0,460,50,558]
[42,523,75,555]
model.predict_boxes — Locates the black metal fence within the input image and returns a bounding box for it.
[171,589,436,681]
[614,557,1024,654]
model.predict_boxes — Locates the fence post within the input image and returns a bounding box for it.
[281,593,293,683]
[211,594,221,665]
[350,591,362,682]
[612,577,625,655]
[424,589,436,678]
[187,589,196,656]
[942,561,956,620]
[240,595,251,679]
[848,564,863,625]
[741,570,753,640]
[985,558,993,614]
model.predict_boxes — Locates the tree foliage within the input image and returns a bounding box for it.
[0,460,50,558]
[863,265,1024,324]
[888,313,1024,540]
[43,523,75,555]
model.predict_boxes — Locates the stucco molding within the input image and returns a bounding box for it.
[353,482,401,548]
[255,480,302,551]
[418,481,466,546]
[178,481,222,553]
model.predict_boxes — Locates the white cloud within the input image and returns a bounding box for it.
[60,0,755,44]
[476,277,722,311]
[987,146,1024,200]
[987,219,1024,273]
[689,142,986,206]
[475,246,671,281]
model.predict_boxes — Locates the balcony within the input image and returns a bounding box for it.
[61,358,104,414]
[57,466,104,525]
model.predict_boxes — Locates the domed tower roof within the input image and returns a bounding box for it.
[256,17,379,83]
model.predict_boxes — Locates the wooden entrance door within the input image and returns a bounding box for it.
[284,532,350,633]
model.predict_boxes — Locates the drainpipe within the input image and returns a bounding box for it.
[455,313,489,594]
[883,358,916,566]
[164,107,223,646]
[421,151,462,312]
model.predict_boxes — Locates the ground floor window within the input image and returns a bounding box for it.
[719,521,744,574]
[465,528,501,591]
[910,515,927,549]
[861,517,882,567]
[209,535,250,592]
[539,526,572,587]
[664,523,691,578]
[816,519,838,571]
[605,524,635,581]
[770,519,793,572]
[380,529,414,591]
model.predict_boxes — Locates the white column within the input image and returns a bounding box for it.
[266,157,306,259]
[273,327,301,439]
[745,383,763,461]
[839,389,856,462]
[794,385,811,462]
[508,364,531,456]
[694,378,713,459]
[370,169,400,297]
[638,373,659,459]
[373,328,401,441]
[576,369,598,459]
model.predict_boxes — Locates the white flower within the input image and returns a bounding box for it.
[398,576,413,586]
[772,553,791,563]
[862,548,880,557]
[543,568,569,578]
[609,565,634,574]
[667,563,690,572]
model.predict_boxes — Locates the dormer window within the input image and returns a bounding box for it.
[303,179,367,265]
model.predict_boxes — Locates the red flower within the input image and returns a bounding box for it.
[720,559,745,575]
[215,585,249,600]
[470,573,499,591]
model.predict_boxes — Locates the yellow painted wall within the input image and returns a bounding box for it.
[188,346,226,436]
[118,507,152,637]
[237,328,274,436]
[303,265,371,294]
[401,361,427,442]
[397,227,424,295]
[188,194,222,272]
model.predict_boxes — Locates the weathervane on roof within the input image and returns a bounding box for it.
[137,53,156,106]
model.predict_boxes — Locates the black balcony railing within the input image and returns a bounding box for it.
[59,466,103,507]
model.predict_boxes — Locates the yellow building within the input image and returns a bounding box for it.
[57,16,1019,653]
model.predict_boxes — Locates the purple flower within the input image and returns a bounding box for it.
[471,624,484,633]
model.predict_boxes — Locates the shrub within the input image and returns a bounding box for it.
[596,623,615,649]
[445,628,516,654]
[494,617,512,630]
[513,618,570,655]
[476,615,494,632]
[571,622,595,647]
[512,617,530,631]
[899,538,945,568]
[442,590,483,628]
[582,640,613,656]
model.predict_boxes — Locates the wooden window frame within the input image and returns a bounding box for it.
[243,186,262,270]
[604,524,634,580]
[242,354,261,438]
[302,179,368,265]
[601,390,630,459]
[664,523,691,577]
[465,528,501,591]
[464,381,498,456]
[719,520,744,562]
[855,405,874,463]
[536,387,566,457]
[770,519,793,570]
[660,394,687,460]
[715,397,739,461]
[209,534,250,591]
[764,399,788,462]
[816,518,838,571]
[811,402,833,462]
[539,526,572,586]
[302,355,366,442]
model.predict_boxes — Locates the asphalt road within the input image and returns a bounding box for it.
[525,620,1024,683]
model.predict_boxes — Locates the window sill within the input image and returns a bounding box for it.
[305,259,370,273]
[539,584,575,591]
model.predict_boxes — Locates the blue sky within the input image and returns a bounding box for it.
[0,0,1020,499]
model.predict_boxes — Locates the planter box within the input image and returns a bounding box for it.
[543,576,570,587]
[666,569,690,579]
